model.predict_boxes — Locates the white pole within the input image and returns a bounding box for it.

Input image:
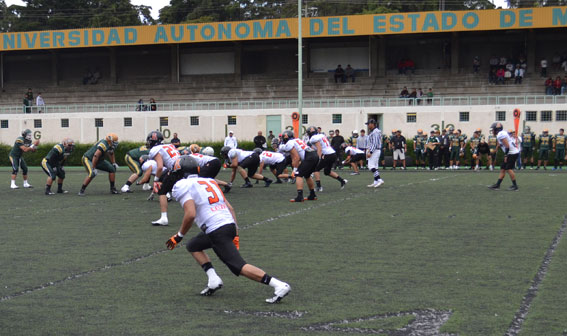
[298,0,303,134]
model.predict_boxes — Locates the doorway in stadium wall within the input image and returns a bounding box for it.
[367,114,383,130]
[266,115,281,137]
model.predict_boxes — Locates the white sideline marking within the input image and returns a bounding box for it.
[1,175,456,303]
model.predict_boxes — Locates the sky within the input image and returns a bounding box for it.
[5,0,510,21]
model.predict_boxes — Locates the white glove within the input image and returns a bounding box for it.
[142,183,151,191]
[112,163,119,169]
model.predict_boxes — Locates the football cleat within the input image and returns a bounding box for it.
[57,190,69,194]
[266,283,291,304]
[274,179,283,184]
[350,172,360,175]
[264,179,273,187]
[151,218,169,226]
[120,185,130,193]
[110,188,120,194]
[507,185,519,192]
[340,179,348,190]
[306,195,317,201]
[23,182,33,188]
[241,182,253,188]
[290,196,304,203]
[45,190,55,195]
[488,184,500,190]
[77,190,85,196]
[200,277,223,296]
[316,186,323,192]
[10,184,19,189]
[224,184,231,193]
[374,180,384,188]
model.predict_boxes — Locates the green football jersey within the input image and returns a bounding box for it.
[449,134,461,147]
[554,134,566,149]
[9,136,30,157]
[539,134,552,149]
[469,135,483,149]
[521,132,535,148]
[84,139,112,160]
[127,146,149,161]
[45,144,66,166]
[488,135,498,149]
[413,135,425,150]
[427,136,439,144]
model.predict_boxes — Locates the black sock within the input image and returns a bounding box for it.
[110,181,115,188]
[57,183,63,192]
[496,178,503,187]
[81,184,87,192]
[297,190,303,197]
[245,177,250,183]
[263,177,268,182]
[337,176,344,183]
[201,262,213,272]
[316,180,321,188]
[126,181,133,186]
[260,274,272,285]
[309,189,316,196]
[45,184,51,192]
[276,178,282,183]
[512,179,517,187]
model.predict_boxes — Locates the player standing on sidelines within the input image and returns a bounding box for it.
[489,122,519,191]
[165,156,291,303]
[366,119,385,188]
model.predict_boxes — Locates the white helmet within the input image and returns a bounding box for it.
[352,130,358,134]
[202,146,214,156]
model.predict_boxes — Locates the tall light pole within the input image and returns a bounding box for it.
[297,0,303,134]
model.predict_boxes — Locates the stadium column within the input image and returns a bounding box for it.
[234,42,242,80]
[526,29,536,75]
[451,32,459,75]
[170,44,179,83]
[109,48,117,84]
[51,51,58,86]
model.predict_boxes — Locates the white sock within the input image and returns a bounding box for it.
[11,180,16,186]
[161,212,168,220]
[268,277,285,289]
[206,268,219,280]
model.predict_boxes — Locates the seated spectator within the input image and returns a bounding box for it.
[83,69,93,85]
[416,88,423,105]
[488,69,497,85]
[405,59,415,74]
[473,56,480,73]
[496,68,505,84]
[545,77,553,95]
[345,64,355,83]
[90,68,101,84]
[149,98,157,111]
[505,62,514,74]
[489,56,499,71]
[499,56,507,68]
[399,86,409,98]
[504,69,512,84]
[541,58,548,77]
[426,88,434,104]
[136,98,147,111]
[334,64,346,83]
[562,76,567,95]
[562,59,567,73]
[519,56,527,71]
[514,65,524,84]
[398,59,406,74]
[554,76,562,95]
[408,88,417,105]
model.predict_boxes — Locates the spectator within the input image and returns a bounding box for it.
[136,99,146,111]
[253,131,267,149]
[473,56,480,73]
[489,56,499,71]
[561,76,567,95]
[91,68,101,84]
[545,77,553,95]
[408,88,417,105]
[505,62,514,74]
[357,129,367,152]
[554,76,562,95]
[26,88,33,102]
[36,92,45,113]
[488,69,497,85]
[149,98,157,111]
[519,56,527,71]
[541,58,548,77]
[330,129,345,169]
[496,68,505,85]
[334,64,345,83]
[562,59,567,74]
[399,86,409,98]
[83,69,93,85]
[391,130,407,170]
[224,131,238,149]
[514,65,524,84]
[426,88,434,104]
[405,59,415,74]
[317,127,325,137]
[398,59,406,74]
[416,88,423,105]
[328,130,335,141]
[267,130,275,144]
[499,56,507,69]
[504,68,512,84]
[23,95,31,114]
[345,64,355,82]
[171,133,180,145]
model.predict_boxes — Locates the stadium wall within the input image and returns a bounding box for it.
[1,105,565,144]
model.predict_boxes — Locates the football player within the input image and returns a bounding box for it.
[256,148,289,183]
[487,128,499,170]
[120,144,150,193]
[165,156,291,303]
[413,129,426,169]
[536,129,552,170]
[189,151,232,193]
[78,133,120,195]
[521,126,536,169]
[147,131,181,226]
[9,129,39,189]
[553,128,566,170]
[137,156,161,191]
[41,138,74,195]
[280,130,319,202]
[489,122,519,191]
[342,144,365,175]
[468,129,483,171]
[306,126,347,191]
[448,130,461,169]
[220,146,272,188]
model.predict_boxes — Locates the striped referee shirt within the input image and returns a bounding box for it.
[367,128,382,154]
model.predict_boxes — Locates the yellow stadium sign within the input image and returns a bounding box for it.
[1,7,566,51]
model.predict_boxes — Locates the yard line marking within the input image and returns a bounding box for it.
[505,216,567,336]
[1,175,456,303]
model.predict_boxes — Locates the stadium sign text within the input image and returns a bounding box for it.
[1,7,566,51]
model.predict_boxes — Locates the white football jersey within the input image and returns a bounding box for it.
[277,143,287,154]
[497,130,520,155]
[142,160,159,175]
[260,151,285,165]
[282,138,310,161]
[345,146,364,156]
[190,153,217,167]
[227,148,253,162]
[173,177,234,234]
[309,134,335,155]
[149,144,180,170]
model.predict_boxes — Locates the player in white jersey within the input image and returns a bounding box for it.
[489,122,519,191]
[146,131,181,226]
[306,126,347,190]
[164,156,291,303]
[255,148,290,184]
[342,145,365,175]
[189,152,231,192]
[220,146,273,188]
[136,157,164,191]
[281,130,320,202]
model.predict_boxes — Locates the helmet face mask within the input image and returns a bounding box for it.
[282,130,294,144]
[146,131,164,148]
[202,146,214,156]
[173,155,200,175]
[63,138,75,153]
[253,147,263,155]
[306,126,318,138]
[220,146,231,158]
[22,129,32,141]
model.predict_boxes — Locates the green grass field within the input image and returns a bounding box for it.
[1,167,566,336]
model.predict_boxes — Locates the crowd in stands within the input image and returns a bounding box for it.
[334,64,356,83]
[486,55,526,85]
[136,98,157,111]
[22,88,45,114]
[544,76,567,95]
[397,59,415,75]
[399,87,434,104]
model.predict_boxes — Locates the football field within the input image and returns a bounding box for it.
[1,168,566,336]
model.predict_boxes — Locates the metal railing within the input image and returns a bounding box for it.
[3,95,567,114]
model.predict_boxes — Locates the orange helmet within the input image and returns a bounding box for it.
[189,144,201,153]
[106,133,118,145]
[543,129,549,133]
[476,128,482,132]
[417,129,423,134]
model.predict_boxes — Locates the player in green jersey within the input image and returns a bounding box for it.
[553,128,566,170]
[521,126,536,169]
[78,133,120,195]
[9,129,39,189]
[536,129,552,170]
[413,129,427,169]
[487,128,499,170]
[449,130,462,169]
[468,128,484,170]
[121,145,150,193]
[380,134,389,168]
[41,138,75,195]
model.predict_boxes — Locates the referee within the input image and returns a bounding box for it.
[365,119,385,188]
[489,122,519,191]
